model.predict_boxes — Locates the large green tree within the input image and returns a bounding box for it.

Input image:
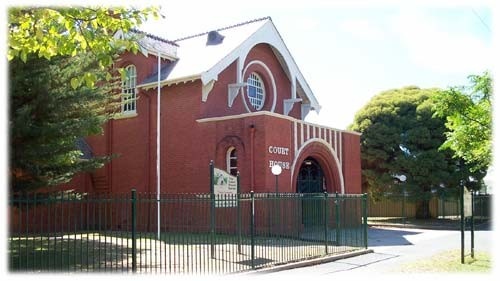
[10,54,120,192]
[349,86,481,218]
[8,7,159,192]
[433,72,492,174]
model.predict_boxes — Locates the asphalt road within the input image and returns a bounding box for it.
[263,223,493,276]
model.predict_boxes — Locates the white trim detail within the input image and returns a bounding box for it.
[202,80,216,102]
[195,111,361,136]
[283,98,302,116]
[335,131,338,153]
[291,78,297,99]
[294,121,298,156]
[112,112,138,120]
[228,83,246,107]
[290,138,345,194]
[329,129,333,147]
[301,103,311,120]
[300,122,304,146]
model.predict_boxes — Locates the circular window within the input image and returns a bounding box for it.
[246,72,265,110]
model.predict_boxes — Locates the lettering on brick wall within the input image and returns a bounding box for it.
[268,146,289,155]
[268,145,290,170]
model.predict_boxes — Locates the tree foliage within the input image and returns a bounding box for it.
[8,7,159,192]
[433,72,492,173]
[10,54,121,192]
[348,86,482,217]
[8,6,159,87]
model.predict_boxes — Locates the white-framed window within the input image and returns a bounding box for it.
[122,65,137,113]
[246,72,265,110]
[226,147,238,176]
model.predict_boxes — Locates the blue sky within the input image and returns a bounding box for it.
[141,0,493,130]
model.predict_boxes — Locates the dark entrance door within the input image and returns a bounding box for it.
[296,157,325,226]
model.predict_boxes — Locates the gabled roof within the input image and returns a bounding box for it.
[114,29,178,60]
[138,17,320,113]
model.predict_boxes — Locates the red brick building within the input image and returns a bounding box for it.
[71,17,361,195]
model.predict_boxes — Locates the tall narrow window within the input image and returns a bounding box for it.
[226,147,238,176]
[122,65,137,113]
[246,72,265,110]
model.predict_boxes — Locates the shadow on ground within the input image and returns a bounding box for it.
[367,227,423,247]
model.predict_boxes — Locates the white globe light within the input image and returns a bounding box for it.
[394,174,406,182]
[271,164,282,176]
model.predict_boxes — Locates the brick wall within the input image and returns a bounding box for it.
[70,43,361,196]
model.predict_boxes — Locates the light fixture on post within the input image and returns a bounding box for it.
[394,174,407,182]
[271,164,282,194]
[393,174,407,225]
[271,164,282,236]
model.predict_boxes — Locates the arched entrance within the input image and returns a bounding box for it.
[291,139,344,194]
[297,157,325,193]
[296,157,325,226]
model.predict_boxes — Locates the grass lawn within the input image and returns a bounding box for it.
[9,231,362,272]
[396,249,491,273]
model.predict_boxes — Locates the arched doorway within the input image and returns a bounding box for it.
[297,157,325,193]
[291,139,343,194]
[296,157,325,226]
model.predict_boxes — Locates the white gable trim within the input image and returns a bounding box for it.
[138,19,321,114]
[201,20,320,113]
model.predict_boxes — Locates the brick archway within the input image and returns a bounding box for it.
[292,140,343,193]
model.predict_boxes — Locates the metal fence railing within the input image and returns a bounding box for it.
[9,190,368,273]
[367,192,492,225]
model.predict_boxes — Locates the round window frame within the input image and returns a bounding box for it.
[241,60,277,113]
[246,72,266,111]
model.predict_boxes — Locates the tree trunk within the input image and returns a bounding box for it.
[416,199,431,219]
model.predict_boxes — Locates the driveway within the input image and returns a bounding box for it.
[264,223,492,275]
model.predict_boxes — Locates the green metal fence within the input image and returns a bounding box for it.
[9,190,368,273]
[367,192,492,225]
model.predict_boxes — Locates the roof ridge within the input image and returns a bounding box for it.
[130,28,179,47]
[173,16,271,42]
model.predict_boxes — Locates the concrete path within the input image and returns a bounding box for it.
[262,223,493,276]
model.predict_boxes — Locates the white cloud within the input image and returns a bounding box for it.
[390,9,491,75]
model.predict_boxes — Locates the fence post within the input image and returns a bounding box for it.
[471,190,475,259]
[324,192,328,255]
[440,192,445,218]
[402,193,406,225]
[250,191,255,269]
[335,192,340,245]
[237,172,242,254]
[209,161,216,259]
[460,184,465,264]
[363,193,368,249]
[131,189,137,273]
